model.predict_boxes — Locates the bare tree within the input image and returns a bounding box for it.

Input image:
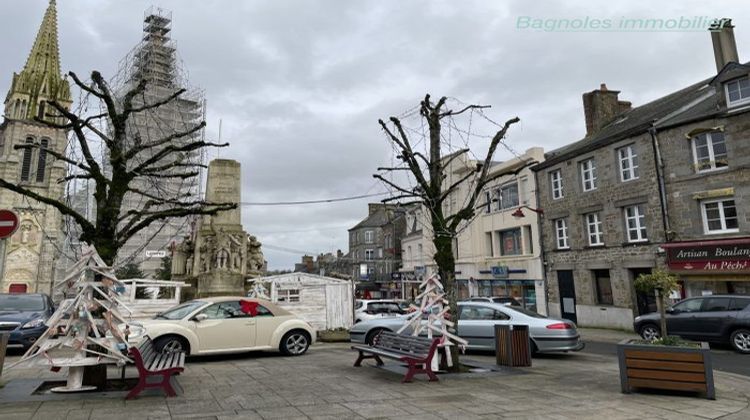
[0,70,236,266]
[375,94,522,371]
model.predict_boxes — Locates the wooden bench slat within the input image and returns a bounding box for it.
[627,368,706,383]
[126,336,186,400]
[624,349,703,362]
[625,359,706,373]
[628,378,708,393]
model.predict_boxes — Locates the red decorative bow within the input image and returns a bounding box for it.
[240,300,259,316]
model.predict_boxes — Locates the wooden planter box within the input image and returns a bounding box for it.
[617,339,715,399]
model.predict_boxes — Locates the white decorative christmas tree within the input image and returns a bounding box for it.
[397,274,468,371]
[247,280,270,300]
[11,246,133,392]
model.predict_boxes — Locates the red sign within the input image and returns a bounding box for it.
[663,238,750,274]
[0,209,20,239]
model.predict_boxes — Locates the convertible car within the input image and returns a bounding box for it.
[128,297,316,356]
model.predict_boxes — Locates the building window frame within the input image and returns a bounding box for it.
[365,249,375,261]
[624,204,648,243]
[701,198,739,234]
[277,288,301,303]
[496,182,520,211]
[364,230,374,244]
[499,228,523,256]
[725,76,750,107]
[593,270,614,306]
[617,144,639,182]
[550,169,563,200]
[586,212,604,246]
[580,158,597,192]
[691,131,728,173]
[554,218,569,250]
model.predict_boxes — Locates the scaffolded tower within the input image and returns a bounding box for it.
[110,7,206,275]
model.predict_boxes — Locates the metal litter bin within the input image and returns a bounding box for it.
[495,324,532,367]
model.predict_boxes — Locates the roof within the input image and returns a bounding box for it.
[248,272,350,284]
[534,62,750,171]
[349,206,404,230]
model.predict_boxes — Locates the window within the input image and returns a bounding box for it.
[550,170,563,199]
[673,298,702,313]
[618,145,639,181]
[201,301,251,319]
[702,297,730,312]
[365,249,375,260]
[365,230,374,244]
[35,138,48,183]
[702,199,739,234]
[593,270,613,305]
[692,132,728,172]
[580,159,597,191]
[499,228,522,256]
[367,266,375,275]
[555,219,569,249]
[20,138,33,181]
[624,205,647,242]
[497,183,519,210]
[277,289,300,303]
[417,244,423,259]
[458,306,510,321]
[377,248,383,258]
[725,76,750,106]
[729,298,750,311]
[484,191,492,213]
[485,232,493,257]
[586,212,603,246]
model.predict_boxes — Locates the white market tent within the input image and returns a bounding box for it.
[248,273,354,330]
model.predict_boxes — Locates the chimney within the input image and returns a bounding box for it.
[711,19,739,73]
[368,203,383,215]
[582,83,632,136]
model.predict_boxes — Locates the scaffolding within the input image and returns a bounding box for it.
[106,6,207,275]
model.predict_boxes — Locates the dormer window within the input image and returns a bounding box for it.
[725,77,750,107]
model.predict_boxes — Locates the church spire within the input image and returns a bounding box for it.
[4,0,71,120]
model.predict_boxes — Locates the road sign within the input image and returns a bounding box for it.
[0,210,20,239]
[145,250,167,258]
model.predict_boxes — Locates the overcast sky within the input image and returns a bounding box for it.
[2,1,749,269]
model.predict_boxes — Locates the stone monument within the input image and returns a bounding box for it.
[172,159,265,299]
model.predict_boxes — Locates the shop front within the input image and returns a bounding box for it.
[662,237,750,298]
[456,264,542,313]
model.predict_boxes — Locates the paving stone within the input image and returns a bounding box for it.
[253,405,306,419]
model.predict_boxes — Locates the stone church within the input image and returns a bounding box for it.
[0,0,71,294]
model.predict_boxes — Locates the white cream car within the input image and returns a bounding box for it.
[129,297,316,356]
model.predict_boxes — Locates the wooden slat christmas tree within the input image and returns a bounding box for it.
[397,274,468,371]
[11,246,133,392]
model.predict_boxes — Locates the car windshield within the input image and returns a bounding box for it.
[156,300,207,320]
[507,306,546,318]
[0,294,45,311]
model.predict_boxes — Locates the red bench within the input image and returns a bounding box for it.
[351,331,440,382]
[126,336,185,399]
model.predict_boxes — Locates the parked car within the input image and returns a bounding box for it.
[634,295,750,353]
[129,297,316,356]
[349,301,584,354]
[354,299,405,323]
[468,296,522,307]
[0,293,55,350]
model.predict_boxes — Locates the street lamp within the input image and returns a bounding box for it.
[511,205,544,218]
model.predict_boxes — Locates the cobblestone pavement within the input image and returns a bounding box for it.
[1,342,749,420]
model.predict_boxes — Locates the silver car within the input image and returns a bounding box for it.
[349,301,584,354]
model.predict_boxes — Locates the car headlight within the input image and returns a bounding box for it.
[21,318,47,329]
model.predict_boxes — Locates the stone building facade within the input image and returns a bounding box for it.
[534,23,750,329]
[348,203,405,299]
[0,0,72,294]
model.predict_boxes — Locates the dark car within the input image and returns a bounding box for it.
[633,295,750,353]
[0,293,55,350]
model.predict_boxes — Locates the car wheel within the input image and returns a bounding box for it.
[530,339,539,357]
[639,324,661,341]
[280,330,310,356]
[154,335,189,354]
[730,329,750,354]
[365,328,387,346]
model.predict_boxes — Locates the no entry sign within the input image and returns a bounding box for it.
[0,209,20,239]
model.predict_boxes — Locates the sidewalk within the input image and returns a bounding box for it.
[2,342,749,420]
[579,327,639,344]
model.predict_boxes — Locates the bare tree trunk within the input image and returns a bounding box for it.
[433,234,460,372]
[655,289,667,338]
